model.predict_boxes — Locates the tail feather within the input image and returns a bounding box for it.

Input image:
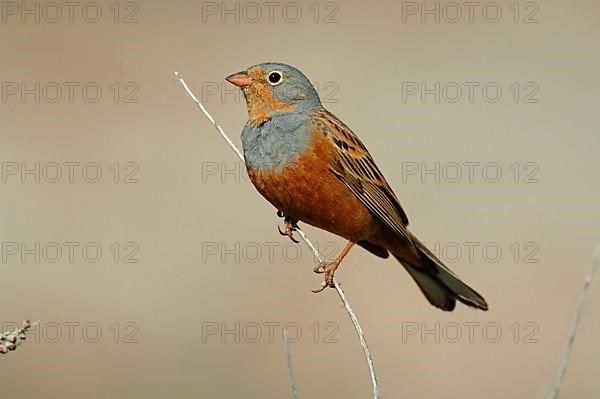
[402,265,457,311]
[395,234,488,311]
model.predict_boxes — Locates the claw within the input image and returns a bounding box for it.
[313,263,325,274]
[311,261,339,293]
[277,214,300,243]
[311,281,328,294]
[278,224,299,243]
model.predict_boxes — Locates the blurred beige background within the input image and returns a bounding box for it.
[1,0,599,397]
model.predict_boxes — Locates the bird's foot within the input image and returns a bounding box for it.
[277,211,299,244]
[311,261,340,293]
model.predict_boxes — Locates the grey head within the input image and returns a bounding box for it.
[225,62,321,171]
[226,62,322,124]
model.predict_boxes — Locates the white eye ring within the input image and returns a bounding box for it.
[267,71,284,86]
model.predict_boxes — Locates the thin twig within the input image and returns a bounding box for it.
[283,327,299,399]
[175,71,380,399]
[547,244,600,399]
[0,320,39,355]
[295,227,379,397]
[174,72,244,161]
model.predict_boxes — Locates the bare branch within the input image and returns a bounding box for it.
[175,72,380,399]
[547,244,600,399]
[0,320,38,356]
[283,327,299,399]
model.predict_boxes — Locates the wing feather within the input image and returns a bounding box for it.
[312,109,410,240]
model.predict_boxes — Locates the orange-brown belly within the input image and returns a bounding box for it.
[246,132,376,242]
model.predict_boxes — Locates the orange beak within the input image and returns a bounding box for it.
[225,71,252,88]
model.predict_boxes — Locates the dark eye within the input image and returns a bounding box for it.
[268,71,283,86]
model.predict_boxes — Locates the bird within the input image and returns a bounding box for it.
[225,62,488,311]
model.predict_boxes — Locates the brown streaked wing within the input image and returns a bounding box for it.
[312,108,410,241]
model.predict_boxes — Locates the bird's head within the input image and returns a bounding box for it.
[226,62,321,126]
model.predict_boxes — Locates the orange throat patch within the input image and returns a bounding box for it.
[244,67,295,126]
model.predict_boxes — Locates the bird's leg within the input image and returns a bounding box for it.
[312,241,356,293]
[277,211,299,244]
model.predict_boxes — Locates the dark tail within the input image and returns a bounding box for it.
[396,235,488,312]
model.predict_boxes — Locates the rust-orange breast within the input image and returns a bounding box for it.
[246,127,377,242]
